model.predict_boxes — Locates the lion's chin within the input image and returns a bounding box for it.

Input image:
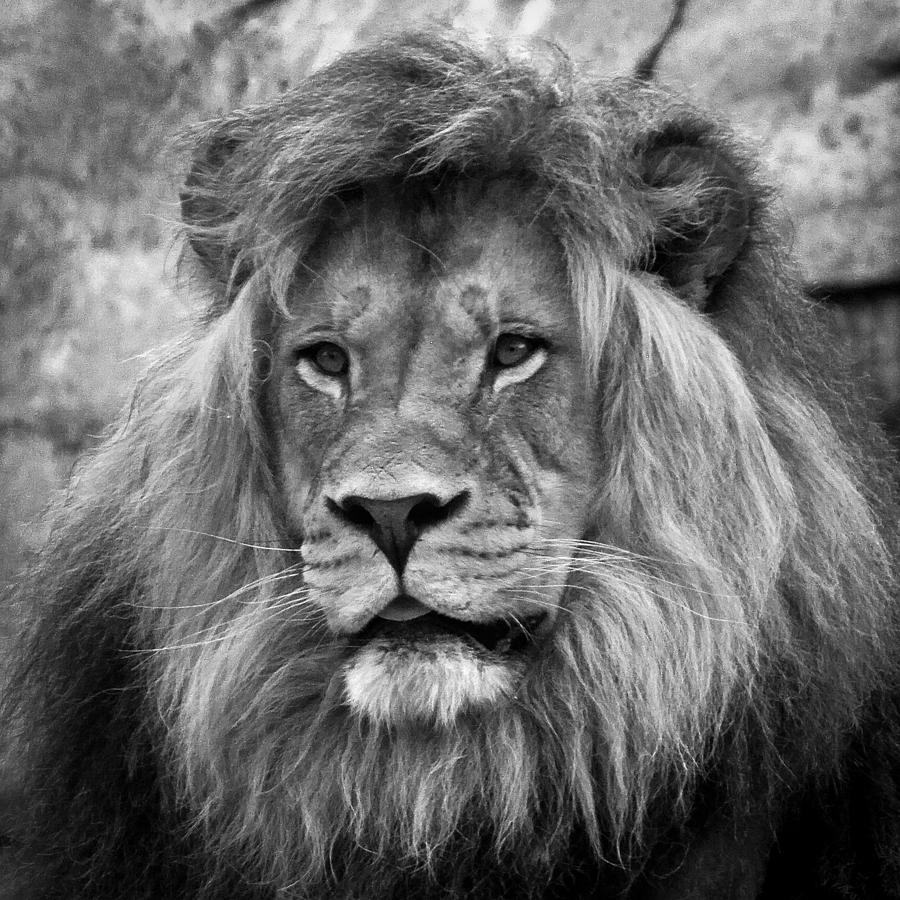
[342,637,519,727]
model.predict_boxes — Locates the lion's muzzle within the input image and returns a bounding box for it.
[326,489,470,574]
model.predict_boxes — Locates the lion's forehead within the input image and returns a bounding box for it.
[290,183,573,366]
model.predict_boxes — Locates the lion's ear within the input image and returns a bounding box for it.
[180,132,247,294]
[638,140,752,309]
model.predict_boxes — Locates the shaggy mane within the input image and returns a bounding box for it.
[3,30,898,900]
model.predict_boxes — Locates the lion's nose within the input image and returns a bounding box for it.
[328,491,468,572]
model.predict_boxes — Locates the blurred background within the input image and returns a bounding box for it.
[0,0,897,638]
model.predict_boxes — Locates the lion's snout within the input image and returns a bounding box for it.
[325,488,470,573]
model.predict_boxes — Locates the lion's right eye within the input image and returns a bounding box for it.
[488,331,548,392]
[301,342,349,377]
[492,334,541,369]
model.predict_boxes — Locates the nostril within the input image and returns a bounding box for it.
[408,490,469,528]
[326,496,374,529]
[408,495,441,528]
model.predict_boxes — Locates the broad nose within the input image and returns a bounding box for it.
[328,491,468,572]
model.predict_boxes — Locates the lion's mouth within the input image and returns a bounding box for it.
[358,601,545,655]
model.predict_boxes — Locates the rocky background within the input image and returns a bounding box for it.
[0,0,898,641]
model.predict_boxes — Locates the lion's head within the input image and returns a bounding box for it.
[5,31,898,900]
[271,178,594,726]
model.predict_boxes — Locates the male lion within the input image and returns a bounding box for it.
[2,30,899,900]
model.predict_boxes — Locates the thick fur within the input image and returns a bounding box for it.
[3,31,899,900]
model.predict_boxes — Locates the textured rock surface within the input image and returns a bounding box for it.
[656,0,899,285]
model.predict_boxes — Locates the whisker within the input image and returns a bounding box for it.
[514,561,744,625]
[135,583,322,652]
[538,537,712,569]
[145,525,303,553]
[136,606,325,653]
[134,570,302,611]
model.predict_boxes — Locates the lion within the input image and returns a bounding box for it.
[2,30,899,900]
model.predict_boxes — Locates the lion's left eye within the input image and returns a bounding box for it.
[492,334,541,368]
[301,342,349,377]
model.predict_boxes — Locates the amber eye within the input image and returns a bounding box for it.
[492,334,540,368]
[304,342,349,376]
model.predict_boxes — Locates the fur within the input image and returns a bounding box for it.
[2,30,899,900]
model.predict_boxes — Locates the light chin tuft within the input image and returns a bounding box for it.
[342,638,517,727]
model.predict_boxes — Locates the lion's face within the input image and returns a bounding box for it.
[270,182,597,725]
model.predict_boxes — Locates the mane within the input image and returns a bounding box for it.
[4,30,898,899]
